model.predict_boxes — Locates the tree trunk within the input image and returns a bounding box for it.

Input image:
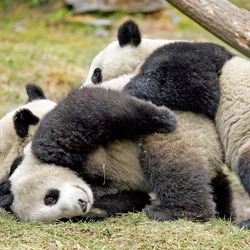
[166,0,250,58]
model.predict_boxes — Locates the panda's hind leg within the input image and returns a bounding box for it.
[140,135,217,222]
[211,169,234,220]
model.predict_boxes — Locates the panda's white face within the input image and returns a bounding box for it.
[8,145,93,223]
[83,38,172,88]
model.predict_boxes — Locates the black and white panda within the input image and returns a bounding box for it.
[0,86,232,223]
[84,20,250,224]
[0,84,56,181]
[124,46,250,203]
[0,87,179,222]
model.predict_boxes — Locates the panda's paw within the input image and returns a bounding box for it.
[151,107,177,133]
[144,205,173,221]
[144,205,211,222]
[80,207,108,221]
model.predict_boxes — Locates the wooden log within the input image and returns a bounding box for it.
[166,0,250,58]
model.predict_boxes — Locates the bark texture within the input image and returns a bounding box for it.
[167,0,250,58]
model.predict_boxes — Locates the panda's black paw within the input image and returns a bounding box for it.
[144,205,173,221]
[151,107,177,133]
[75,208,109,222]
[144,205,210,222]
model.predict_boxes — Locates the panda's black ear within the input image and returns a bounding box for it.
[117,20,141,47]
[0,180,13,209]
[26,83,46,102]
[14,108,40,138]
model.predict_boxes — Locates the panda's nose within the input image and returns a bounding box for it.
[78,199,87,212]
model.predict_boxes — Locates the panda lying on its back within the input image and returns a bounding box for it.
[0,87,178,223]
[0,86,232,223]
[0,84,56,181]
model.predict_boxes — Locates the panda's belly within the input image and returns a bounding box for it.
[84,139,149,193]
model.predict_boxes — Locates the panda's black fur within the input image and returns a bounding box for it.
[32,87,176,171]
[123,41,234,120]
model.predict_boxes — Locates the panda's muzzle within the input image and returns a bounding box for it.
[78,199,87,212]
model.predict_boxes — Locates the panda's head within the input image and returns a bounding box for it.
[0,84,56,180]
[0,143,94,223]
[83,20,172,87]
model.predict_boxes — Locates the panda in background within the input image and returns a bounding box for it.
[83,19,179,90]
[0,86,232,223]
[84,20,233,120]
[0,87,178,223]
[0,84,56,181]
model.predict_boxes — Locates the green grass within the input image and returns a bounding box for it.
[0,210,249,250]
[1,1,250,249]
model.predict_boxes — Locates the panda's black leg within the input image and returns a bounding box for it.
[79,191,150,221]
[139,137,217,222]
[211,169,234,220]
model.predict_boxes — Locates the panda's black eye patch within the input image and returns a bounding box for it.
[92,68,102,85]
[44,189,60,206]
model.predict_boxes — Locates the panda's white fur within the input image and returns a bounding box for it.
[8,143,94,223]
[0,84,56,180]
[83,20,180,89]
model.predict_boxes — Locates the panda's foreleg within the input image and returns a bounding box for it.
[139,138,216,222]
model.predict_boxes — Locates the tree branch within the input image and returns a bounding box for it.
[167,0,250,58]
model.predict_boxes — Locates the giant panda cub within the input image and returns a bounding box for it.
[85,20,250,225]
[0,86,232,223]
[0,84,56,181]
[90,21,250,195]
[0,87,179,223]
[85,20,234,120]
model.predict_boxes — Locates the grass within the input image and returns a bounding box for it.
[0,210,249,250]
[0,1,250,249]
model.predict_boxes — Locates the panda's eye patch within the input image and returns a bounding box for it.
[92,68,102,84]
[44,189,60,206]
